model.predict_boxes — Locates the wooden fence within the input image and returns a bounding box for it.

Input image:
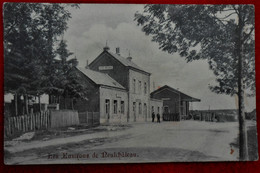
[78,112,100,126]
[163,113,180,121]
[4,111,50,137]
[50,110,79,128]
[192,111,236,122]
[4,110,100,137]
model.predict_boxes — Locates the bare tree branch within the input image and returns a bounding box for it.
[242,26,255,43]
[218,12,237,20]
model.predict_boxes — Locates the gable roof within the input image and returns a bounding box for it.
[109,51,148,72]
[76,67,125,90]
[90,50,151,75]
[151,85,200,102]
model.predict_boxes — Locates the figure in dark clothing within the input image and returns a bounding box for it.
[157,113,160,123]
[152,112,155,122]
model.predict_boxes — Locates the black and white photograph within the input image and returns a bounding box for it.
[3,3,257,164]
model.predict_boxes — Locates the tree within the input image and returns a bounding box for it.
[135,5,255,160]
[55,39,88,109]
[3,3,79,113]
[64,68,89,110]
[4,3,47,114]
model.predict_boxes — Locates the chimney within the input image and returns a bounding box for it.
[127,57,132,61]
[116,47,120,55]
[103,41,110,51]
[103,46,110,51]
[127,50,132,61]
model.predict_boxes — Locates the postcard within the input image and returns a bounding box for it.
[3,3,257,164]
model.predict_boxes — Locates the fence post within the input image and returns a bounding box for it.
[13,116,16,131]
[17,116,19,131]
[42,111,44,128]
[47,111,49,128]
[38,112,41,129]
[37,112,39,129]
[10,118,12,135]
[40,111,42,129]
[21,116,23,131]
[12,117,15,135]
[24,115,27,132]
[92,112,94,126]
[8,118,11,136]
[20,116,22,132]
[30,113,33,130]
[48,110,51,127]
[7,118,10,136]
[48,110,50,128]
[21,116,24,132]
[24,116,26,132]
[44,111,47,128]
[36,113,39,130]
[86,112,88,124]
[33,113,35,130]
[35,113,37,130]
[26,115,28,131]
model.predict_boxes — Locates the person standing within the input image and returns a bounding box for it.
[152,111,155,122]
[157,112,160,123]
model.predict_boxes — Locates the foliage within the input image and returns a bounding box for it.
[135,5,255,97]
[135,4,255,160]
[55,39,88,100]
[3,3,79,96]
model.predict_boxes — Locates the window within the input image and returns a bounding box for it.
[105,99,110,114]
[113,100,118,114]
[144,82,147,94]
[133,79,136,93]
[133,102,136,114]
[139,81,142,94]
[121,101,125,114]
[139,102,142,114]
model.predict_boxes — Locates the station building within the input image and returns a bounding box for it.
[63,67,128,123]
[89,46,155,122]
[66,45,200,123]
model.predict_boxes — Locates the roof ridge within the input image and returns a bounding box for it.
[106,50,151,75]
[151,85,200,102]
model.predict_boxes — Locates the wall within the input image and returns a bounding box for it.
[150,98,163,121]
[50,110,79,128]
[151,88,181,114]
[89,50,152,123]
[89,52,129,90]
[99,86,128,123]
[128,69,150,122]
[60,68,100,113]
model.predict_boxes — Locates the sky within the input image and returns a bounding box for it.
[61,4,256,111]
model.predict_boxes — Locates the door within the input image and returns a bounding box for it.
[164,106,169,113]
[143,103,147,120]
[133,102,136,121]
[105,99,110,121]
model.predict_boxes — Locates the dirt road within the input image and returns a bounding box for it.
[5,120,239,164]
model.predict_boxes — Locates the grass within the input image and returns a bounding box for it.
[230,121,258,161]
[5,123,132,142]
[247,124,258,161]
